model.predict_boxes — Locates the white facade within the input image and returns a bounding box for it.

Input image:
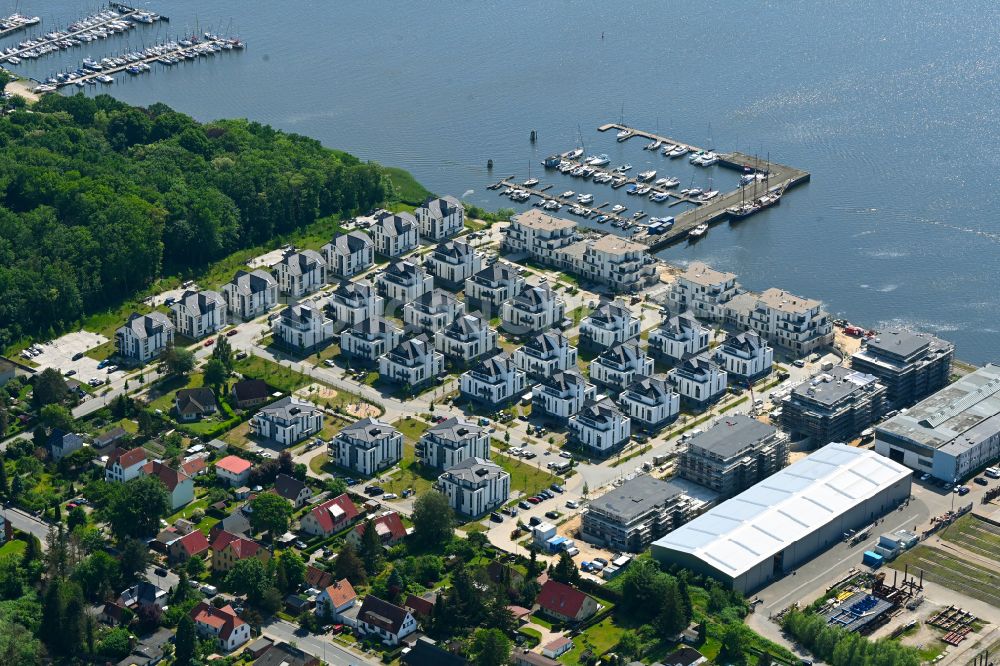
[465,264,526,313]
[460,354,526,405]
[619,375,680,431]
[569,398,631,454]
[438,457,511,517]
[502,209,577,263]
[340,318,403,364]
[716,331,774,383]
[668,355,728,410]
[425,240,483,289]
[170,290,226,339]
[533,371,596,422]
[500,281,566,335]
[371,212,419,257]
[222,269,278,320]
[379,336,445,388]
[250,396,323,447]
[667,262,741,322]
[330,418,403,476]
[579,300,641,349]
[403,289,465,334]
[589,343,655,393]
[328,280,384,328]
[322,231,375,279]
[566,234,657,293]
[272,302,334,351]
[648,311,710,365]
[513,331,578,379]
[376,260,434,306]
[415,196,465,241]
[115,312,175,364]
[105,448,149,483]
[275,250,326,297]
[419,418,490,470]
[434,314,498,363]
[736,288,834,356]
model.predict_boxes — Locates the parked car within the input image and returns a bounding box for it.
[545,511,561,520]
[958,486,971,496]
[226,329,239,337]
[593,557,609,566]
[559,451,573,459]
[566,500,580,509]
[324,359,335,367]
[580,562,592,572]
[235,351,248,360]
[200,584,218,596]
[154,567,168,577]
[527,497,541,504]
[204,339,215,347]
[383,493,398,500]
[72,352,85,361]
[974,477,989,486]
[550,484,564,493]
[295,540,308,549]
[529,516,542,526]
[793,359,806,368]
[524,452,537,460]
[919,473,931,482]
[490,512,503,523]
[64,370,77,377]
[519,500,532,510]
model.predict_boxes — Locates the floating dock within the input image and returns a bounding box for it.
[0,14,41,40]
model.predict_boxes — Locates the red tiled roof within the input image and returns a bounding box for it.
[306,565,333,590]
[323,579,357,608]
[190,601,245,640]
[216,455,252,475]
[353,512,406,542]
[141,460,189,491]
[176,530,209,557]
[307,494,358,533]
[404,593,435,617]
[181,457,207,476]
[106,447,147,470]
[536,580,588,618]
[211,530,261,559]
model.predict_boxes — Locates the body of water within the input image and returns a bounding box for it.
[4,1,999,362]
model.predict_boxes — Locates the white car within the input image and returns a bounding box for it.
[383,493,398,500]
[566,500,580,509]
[323,359,335,367]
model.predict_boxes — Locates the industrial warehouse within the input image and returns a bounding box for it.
[650,443,912,594]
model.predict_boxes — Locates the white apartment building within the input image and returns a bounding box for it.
[434,314,499,364]
[419,417,490,470]
[170,289,226,339]
[371,211,419,257]
[619,375,680,431]
[579,300,641,349]
[566,234,657,293]
[330,418,403,476]
[500,281,566,335]
[375,260,433,306]
[425,240,483,290]
[415,195,465,241]
[379,336,445,389]
[222,269,278,321]
[464,263,525,314]
[502,209,577,264]
[340,317,403,364]
[716,331,774,384]
[533,371,596,422]
[403,289,465,334]
[569,398,631,455]
[275,250,326,297]
[250,396,323,447]
[668,355,728,411]
[513,330,578,379]
[328,280,384,328]
[459,354,526,406]
[589,343,655,393]
[322,230,374,279]
[273,301,334,352]
[105,447,149,483]
[115,312,175,364]
[648,311,710,365]
[667,261,741,323]
[729,288,834,356]
[438,458,510,518]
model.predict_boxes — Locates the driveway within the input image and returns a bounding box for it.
[262,619,379,666]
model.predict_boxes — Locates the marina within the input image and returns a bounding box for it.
[0,12,40,40]
[493,123,810,248]
[0,5,164,66]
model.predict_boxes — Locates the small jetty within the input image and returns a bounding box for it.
[0,5,164,66]
[0,13,41,40]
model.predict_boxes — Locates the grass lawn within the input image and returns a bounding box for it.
[494,453,559,496]
[85,339,117,361]
[308,452,335,477]
[166,498,210,524]
[528,612,553,629]
[0,540,27,558]
[145,372,206,412]
[392,417,431,442]
[891,544,1000,608]
[560,616,627,665]
[381,440,437,497]
[234,355,312,393]
[222,421,252,448]
[459,521,489,534]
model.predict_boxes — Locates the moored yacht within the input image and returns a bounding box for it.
[689,223,708,238]
[586,154,610,166]
[637,170,656,182]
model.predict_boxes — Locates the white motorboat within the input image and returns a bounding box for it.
[523,178,539,187]
[698,190,720,201]
[611,204,627,214]
[655,177,680,188]
[563,148,584,160]
[649,192,669,203]
[669,146,689,158]
[615,164,632,173]
[637,170,656,182]
[616,129,633,140]
[689,223,708,238]
[586,154,610,167]
[635,185,651,196]
[560,191,575,199]
[577,193,594,204]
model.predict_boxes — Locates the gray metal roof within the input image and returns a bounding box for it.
[339,417,400,443]
[176,289,225,315]
[420,195,464,220]
[427,417,483,441]
[588,475,685,522]
[231,269,276,295]
[259,396,321,420]
[789,366,881,407]
[328,230,374,254]
[688,415,777,460]
[122,311,173,339]
[440,457,506,483]
[374,211,417,236]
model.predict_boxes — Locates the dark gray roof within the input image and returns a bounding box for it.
[575,397,624,425]
[339,418,400,443]
[349,317,401,338]
[540,370,587,392]
[386,335,433,364]
[384,260,424,283]
[253,641,319,666]
[274,473,309,501]
[587,475,684,522]
[597,343,643,367]
[175,388,217,416]
[513,282,555,309]
[176,289,225,315]
[328,230,374,254]
[427,417,483,441]
[443,314,488,339]
[789,366,880,407]
[334,279,376,302]
[688,414,777,459]
[420,196,464,220]
[674,354,720,378]
[722,331,764,353]
[472,263,519,285]
[122,312,173,339]
[440,457,506,484]
[587,301,630,325]
[280,302,325,325]
[469,353,516,380]
[374,212,417,236]
[259,396,321,419]
[358,595,412,635]
[523,331,569,355]
[432,239,473,261]
[411,289,458,313]
[231,269,277,295]
[659,311,703,336]
[278,250,324,275]
[624,375,674,402]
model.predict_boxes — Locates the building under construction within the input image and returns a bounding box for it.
[820,568,924,635]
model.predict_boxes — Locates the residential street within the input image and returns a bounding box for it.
[262,619,378,666]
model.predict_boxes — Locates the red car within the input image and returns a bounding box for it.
[527,497,541,504]
[226,329,238,337]
[65,502,77,510]
[204,339,215,347]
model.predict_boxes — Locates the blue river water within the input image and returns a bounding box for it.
[4,1,999,363]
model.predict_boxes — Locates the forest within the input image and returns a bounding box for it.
[0,94,392,348]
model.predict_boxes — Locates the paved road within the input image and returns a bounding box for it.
[4,506,51,543]
[263,619,378,666]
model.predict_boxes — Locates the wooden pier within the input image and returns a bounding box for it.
[0,6,150,65]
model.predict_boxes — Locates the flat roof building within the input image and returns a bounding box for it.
[677,415,788,498]
[581,475,696,553]
[782,367,887,447]
[851,330,954,410]
[652,443,912,594]
[875,363,1000,482]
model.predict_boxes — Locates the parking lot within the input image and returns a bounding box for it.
[28,331,114,385]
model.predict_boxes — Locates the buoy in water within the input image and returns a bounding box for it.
[487,159,493,169]
[530,130,536,143]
